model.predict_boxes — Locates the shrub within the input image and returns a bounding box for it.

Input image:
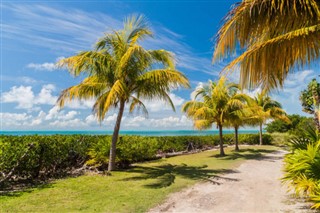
[0,133,272,182]
[282,125,320,209]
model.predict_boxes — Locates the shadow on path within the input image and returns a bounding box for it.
[213,148,281,162]
[121,164,238,189]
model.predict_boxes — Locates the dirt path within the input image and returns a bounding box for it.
[148,150,315,213]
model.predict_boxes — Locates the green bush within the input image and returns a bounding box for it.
[282,126,320,210]
[0,133,272,182]
[0,135,97,180]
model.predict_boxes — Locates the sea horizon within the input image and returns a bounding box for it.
[0,129,261,136]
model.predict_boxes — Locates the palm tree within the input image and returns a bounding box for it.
[213,0,320,90]
[248,92,289,145]
[57,15,190,172]
[182,77,243,156]
[226,95,252,151]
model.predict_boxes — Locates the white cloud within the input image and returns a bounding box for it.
[270,70,317,115]
[1,86,35,109]
[49,118,86,128]
[62,111,79,120]
[36,84,57,105]
[45,106,60,120]
[1,83,94,110]
[64,99,95,109]
[243,87,262,98]
[30,111,46,126]
[27,62,57,71]
[1,84,58,109]
[143,93,185,112]
[123,116,146,127]
[105,113,117,123]
[45,106,79,121]
[121,115,192,129]
[26,56,65,71]
[190,82,204,100]
[0,112,32,127]
[85,114,98,125]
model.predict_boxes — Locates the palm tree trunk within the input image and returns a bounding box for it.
[108,100,125,172]
[314,110,320,132]
[312,88,320,132]
[218,124,225,156]
[259,123,263,145]
[234,126,239,151]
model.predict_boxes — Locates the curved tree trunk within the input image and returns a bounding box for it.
[108,100,125,172]
[259,123,263,145]
[234,126,239,151]
[218,124,225,156]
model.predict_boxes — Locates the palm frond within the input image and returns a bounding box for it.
[57,76,105,108]
[214,0,320,90]
[148,49,175,69]
[129,96,148,116]
[136,69,190,93]
[124,14,153,45]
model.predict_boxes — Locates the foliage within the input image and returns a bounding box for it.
[300,78,320,131]
[265,114,314,135]
[246,91,289,145]
[248,92,289,126]
[213,0,320,90]
[0,146,278,213]
[182,77,248,155]
[57,15,189,171]
[283,125,320,209]
[0,135,95,180]
[0,134,271,183]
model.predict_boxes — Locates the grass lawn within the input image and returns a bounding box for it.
[0,145,278,213]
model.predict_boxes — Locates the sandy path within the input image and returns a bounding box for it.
[148,150,315,213]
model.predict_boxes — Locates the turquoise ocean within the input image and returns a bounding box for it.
[0,130,259,136]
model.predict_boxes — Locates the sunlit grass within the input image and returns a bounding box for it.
[0,145,278,213]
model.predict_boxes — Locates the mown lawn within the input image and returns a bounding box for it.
[0,146,278,213]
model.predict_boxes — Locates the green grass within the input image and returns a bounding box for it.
[0,146,278,213]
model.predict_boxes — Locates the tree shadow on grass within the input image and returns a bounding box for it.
[0,180,54,198]
[213,148,282,162]
[121,164,238,188]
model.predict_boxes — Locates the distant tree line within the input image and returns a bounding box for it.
[265,114,314,135]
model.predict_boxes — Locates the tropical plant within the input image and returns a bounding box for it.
[288,124,320,151]
[300,78,320,132]
[225,94,252,151]
[182,77,245,156]
[213,0,320,90]
[248,92,289,145]
[57,15,190,172]
[283,124,320,209]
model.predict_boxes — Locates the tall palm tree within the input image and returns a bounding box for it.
[182,77,243,156]
[248,92,289,145]
[57,15,190,172]
[213,0,320,90]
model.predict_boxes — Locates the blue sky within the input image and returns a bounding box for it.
[1,1,318,131]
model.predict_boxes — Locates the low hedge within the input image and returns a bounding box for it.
[0,133,272,182]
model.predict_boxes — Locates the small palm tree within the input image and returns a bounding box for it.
[213,0,320,90]
[248,92,289,145]
[225,94,252,151]
[182,77,243,156]
[57,15,190,172]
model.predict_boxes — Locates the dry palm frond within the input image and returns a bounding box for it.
[214,0,320,90]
